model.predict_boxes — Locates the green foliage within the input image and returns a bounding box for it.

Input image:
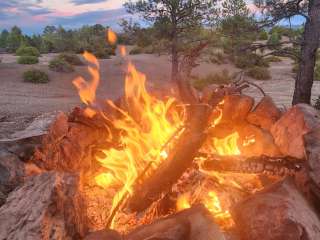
[49,57,74,72]
[0,30,9,48]
[267,32,281,48]
[234,53,269,69]
[265,56,282,63]
[191,69,233,90]
[17,56,39,64]
[246,66,271,80]
[58,53,83,65]
[23,69,49,83]
[259,30,269,40]
[209,51,226,64]
[6,26,24,53]
[130,46,144,55]
[129,45,155,55]
[16,46,40,57]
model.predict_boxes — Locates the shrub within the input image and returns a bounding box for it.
[259,30,269,41]
[130,46,144,55]
[265,56,282,63]
[92,48,111,59]
[234,53,269,69]
[246,66,271,80]
[267,32,281,49]
[23,69,49,83]
[192,69,233,90]
[16,46,40,57]
[49,57,74,72]
[314,62,320,81]
[17,56,39,64]
[58,53,84,66]
[209,52,226,65]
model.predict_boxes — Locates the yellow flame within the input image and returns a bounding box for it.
[213,132,241,156]
[119,45,127,57]
[176,194,191,211]
[107,28,117,45]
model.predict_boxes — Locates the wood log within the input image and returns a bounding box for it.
[0,172,88,239]
[127,89,225,212]
[232,178,320,240]
[199,154,303,177]
[126,204,225,240]
[247,95,281,131]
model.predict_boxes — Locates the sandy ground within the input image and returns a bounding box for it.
[0,52,320,137]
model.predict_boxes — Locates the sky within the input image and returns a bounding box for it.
[0,0,129,34]
[0,0,305,35]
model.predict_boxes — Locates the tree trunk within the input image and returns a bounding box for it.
[292,0,320,105]
[171,37,179,83]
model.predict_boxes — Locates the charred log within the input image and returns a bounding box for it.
[199,154,304,177]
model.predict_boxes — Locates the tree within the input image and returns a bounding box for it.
[6,26,24,52]
[0,29,9,48]
[124,0,217,85]
[219,0,257,57]
[255,0,320,105]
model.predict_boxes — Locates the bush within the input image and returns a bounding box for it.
[49,57,74,72]
[16,46,40,57]
[130,46,144,55]
[23,69,49,83]
[234,53,269,69]
[92,48,111,59]
[17,56,39,64]
[267,32,281,49]
[246,66,271,80]
[259,30,269,41]
[265,56,282,63]
[58,53,83,65]
[209,52,226,65]
[192,69,233,90]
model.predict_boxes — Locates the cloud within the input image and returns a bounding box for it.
[70,0,108,5]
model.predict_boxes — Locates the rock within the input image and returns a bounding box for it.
[247,96,282,131]
[0,172,88,240]
[84,229,122,240]
[220,95,254,123]
[271,104,320,159]
[32,109,111,172]
[126,205,225,240]
[232,178,320,240]
[0,149,25,205]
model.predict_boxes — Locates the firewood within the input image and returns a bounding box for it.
[247,95,281,131]
[199,154,303,177]
[127,89,225,212]
[0,172,88,239]
[232,178,320,240]
[84,229,122,240]
[271,104,320,159]
[125,205,225,240]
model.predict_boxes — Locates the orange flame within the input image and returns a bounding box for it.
[73,51,99,105]
[176,194,191,211]
[107,28,117,45]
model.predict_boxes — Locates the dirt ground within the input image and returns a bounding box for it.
[1,52,320,138]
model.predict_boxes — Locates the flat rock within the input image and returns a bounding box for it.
[270,104,320,159]
[232,178,320,240]
[126,204,225,240]
[0,172,88,240]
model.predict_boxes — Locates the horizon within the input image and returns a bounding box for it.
[0,0,305,35]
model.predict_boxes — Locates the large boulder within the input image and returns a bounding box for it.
[232,178,320,240]
[271,104,320,159]
[0,172,88,240]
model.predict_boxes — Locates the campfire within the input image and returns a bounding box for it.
[1,31,320,240]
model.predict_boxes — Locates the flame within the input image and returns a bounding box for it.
[107,28,117,45]
[213,132,241,156]
[119,45,127,57]
[73,51,99,105]
[176,194,191,211]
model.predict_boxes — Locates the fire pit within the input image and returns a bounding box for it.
[1,44,320,240]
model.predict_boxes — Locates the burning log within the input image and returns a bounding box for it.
[0,172,88,239]
[232,178,320,240]
[126,204,225,240]
[200,154,303,176]
[127,88,226,212]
